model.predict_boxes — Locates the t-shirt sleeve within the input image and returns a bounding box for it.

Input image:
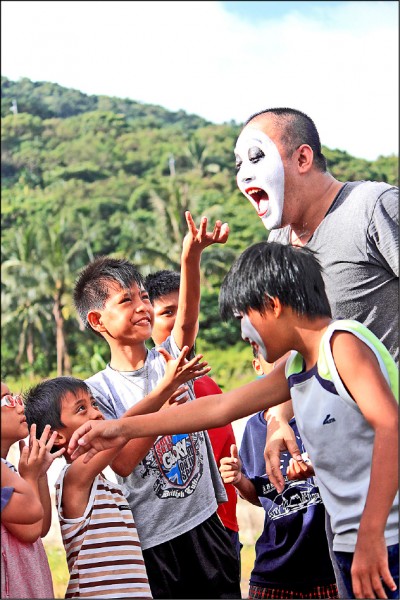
[161,333,195,360]
[367,187,399,277]
[86,381,120,420]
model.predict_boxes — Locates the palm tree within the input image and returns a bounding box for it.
[2,227,52,375]
[2,218,93,375]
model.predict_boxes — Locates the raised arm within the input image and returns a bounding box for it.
[172,211,229,351]
[7,425,64,542]
[111,346,210,476]
[69,361,290,462]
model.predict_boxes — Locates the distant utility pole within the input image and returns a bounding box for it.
[10,99,18,114]
[168,153,176,178]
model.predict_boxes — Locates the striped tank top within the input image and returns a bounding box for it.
[55,465,152,598]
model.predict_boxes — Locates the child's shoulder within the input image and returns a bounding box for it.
[317,319,398,402]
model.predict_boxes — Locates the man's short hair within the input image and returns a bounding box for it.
[245,107,327,172]
[73,256,144,333]
[219,241,332,321]
[144,270,181,304]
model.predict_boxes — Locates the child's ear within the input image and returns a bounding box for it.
[87,310,106,333]
[268,296,282,318]
[50,429,67,448]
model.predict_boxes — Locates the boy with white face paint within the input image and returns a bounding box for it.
[235,108,398,504]
[68,240,399,600]
[218,346,338,599]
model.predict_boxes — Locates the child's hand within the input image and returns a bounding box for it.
[286,452,315,480]
[219,444,242,485]
[351,532,397,599]
[18,424,65,481]
[68,419,129,463]
[182,211,229,256]
[161,387,190,410]
[157,345,211,390]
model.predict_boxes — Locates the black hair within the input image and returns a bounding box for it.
[24,376,91,454]
[144,270,181,304]
[219,241,332,321]
[73,256,144,334]
[245,107,327,172]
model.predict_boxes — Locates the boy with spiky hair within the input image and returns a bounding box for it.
[70,241,398,600]
[71,212,241,599]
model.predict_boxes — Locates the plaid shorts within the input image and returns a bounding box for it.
[248,582,339,599]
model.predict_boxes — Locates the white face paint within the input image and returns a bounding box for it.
[234,128,285,231]
[240,314,268,362]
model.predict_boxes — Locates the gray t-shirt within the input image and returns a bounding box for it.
[269,181,399,365]
[85,334,227,550]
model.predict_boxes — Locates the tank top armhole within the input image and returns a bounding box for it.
[320,319,398,406]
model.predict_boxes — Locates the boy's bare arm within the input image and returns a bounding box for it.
[62,440,127,519]
[331,332,398,600]
[172,211,229,351]
[111,347,210,476]
[68,362,290,462]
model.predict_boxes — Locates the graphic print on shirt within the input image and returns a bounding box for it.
[140,432,204,499]
[253,427,323,520]
[264,479,323,520]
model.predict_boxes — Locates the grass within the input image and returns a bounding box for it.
[43,539,256,599]
[43,541,69,599]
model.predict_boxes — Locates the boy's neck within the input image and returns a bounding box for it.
[292,316,332,370]
[108,342,148,372]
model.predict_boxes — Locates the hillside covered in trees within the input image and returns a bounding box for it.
[1,76,398,387]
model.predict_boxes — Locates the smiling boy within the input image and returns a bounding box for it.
[72,212,241,599]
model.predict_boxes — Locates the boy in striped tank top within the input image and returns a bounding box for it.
[69,241,398,600]
[24,348,209,599]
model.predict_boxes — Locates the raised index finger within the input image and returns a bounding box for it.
[39,423,52,444]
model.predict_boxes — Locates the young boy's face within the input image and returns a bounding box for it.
[93,281,154,344]
[1,381,28,444]
[151,290,179,346]
[57,389,104,447]
[241,309,284,364]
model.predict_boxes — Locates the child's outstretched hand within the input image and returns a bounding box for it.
[68,419,129,463]
[157,345,211,388]
[182,211,229,255]
[157,345,211,409]
[219,444,242,485]
[18,424,65,482]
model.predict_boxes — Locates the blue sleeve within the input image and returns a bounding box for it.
[1,487,14,511]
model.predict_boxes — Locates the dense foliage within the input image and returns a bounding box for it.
[1,76,398,387]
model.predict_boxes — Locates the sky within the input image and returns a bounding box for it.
[1,0,398,161]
